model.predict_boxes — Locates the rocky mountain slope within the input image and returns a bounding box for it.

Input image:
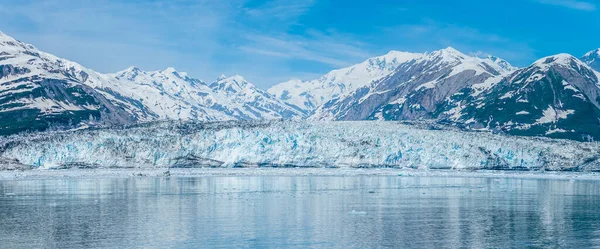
[310,47,515,121]
[109,68,302,121]
[307,48,600,141]
[267,50,423,113]
[2,30,600,142]
[581,48,600,71]
[0,31,153,134]
[0,31,301,134]
[438,54,600,141]
[270,48,515,116]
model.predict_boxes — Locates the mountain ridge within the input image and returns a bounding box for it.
[310,46,516,121]
[2,30,600,142]
[0,31,302,134]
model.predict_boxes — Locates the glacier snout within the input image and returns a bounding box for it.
[0,121,598,171]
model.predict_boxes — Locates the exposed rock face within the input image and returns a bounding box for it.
[311,47,513,121]
[268,50,424,113]
[0,31,302,134]
[581,48,600,72]
[310,50,600,142]
[438,54,600,142]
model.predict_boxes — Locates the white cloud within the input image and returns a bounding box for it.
[0,0,375,87]
[239,31,372,68]
[243,0,315,22]
[534,0,596,11]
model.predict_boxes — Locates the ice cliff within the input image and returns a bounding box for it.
[1,120,599,171]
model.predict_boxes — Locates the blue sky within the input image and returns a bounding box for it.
[0,0,598,88]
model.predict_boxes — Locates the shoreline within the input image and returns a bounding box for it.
[1,168,600,181]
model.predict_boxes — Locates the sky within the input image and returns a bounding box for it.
[0,0,598,88]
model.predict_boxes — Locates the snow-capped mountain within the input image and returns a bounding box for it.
[109,68,302,121]
[439,54,600,141]
[581,48,600,72]
[311,47,516,121]
[268,50,423,113]
[208,75,303,119]
[3,29,600,142]
[0,31,302,134]
[0,31,156,134]
[486,55,518,72]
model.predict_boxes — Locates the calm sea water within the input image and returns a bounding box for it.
[1,175,600,248]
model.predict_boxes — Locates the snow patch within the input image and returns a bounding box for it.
[535,106,575,124]
[546,128,568,135]
[499,91,514,100]
[389,97,407,105]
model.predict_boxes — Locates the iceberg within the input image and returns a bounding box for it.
[0,120,599,171]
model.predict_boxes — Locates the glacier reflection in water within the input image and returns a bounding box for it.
[1,176,600,248]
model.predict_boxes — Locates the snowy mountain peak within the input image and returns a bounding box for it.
[581,48,600,72]
[126,66,141,72]
[268,50,423,111]
[229,75,247,82]
[431,47,468,60]
[378,50,422,62]
[211,75,251,93]
[215,74,247,83]
[440,46,463,54]
[0,31,20,44]
[423,48,516,73]
[485,55,518,72]
[113,66,144,81]
[540,53,577,62]
[310,46,519,122]
[217,74,227,80]
[119,66,142,74]
[584,48,600,58]
[163,67,178,74]
[532,53,587,71]
[0,31,15,43]
[425,47,515,78]
[0,32,37,52]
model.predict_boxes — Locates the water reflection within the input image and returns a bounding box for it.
[1,176,600,248]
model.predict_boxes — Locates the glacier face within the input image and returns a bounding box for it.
[1,120,598,171]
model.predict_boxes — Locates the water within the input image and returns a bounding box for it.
[1,175,600,248]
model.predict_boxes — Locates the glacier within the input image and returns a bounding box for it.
[1,120,599,171]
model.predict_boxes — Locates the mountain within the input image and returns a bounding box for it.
[0,31,155,134]
[0,31,302,134]
[3,29,600,142]
[109,68,303,121]
[486,55,518,72]
[438,54,600,141]
[267,50,423,113]
[208,75,303,119]
[310,48,600,141]
[311,47,516,121]
[581,48,600,71]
